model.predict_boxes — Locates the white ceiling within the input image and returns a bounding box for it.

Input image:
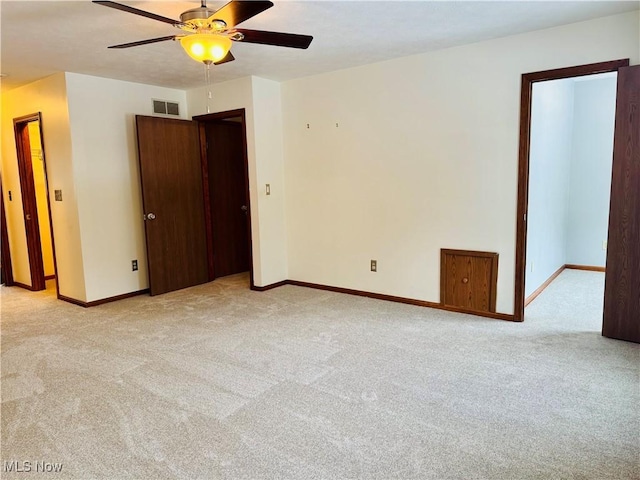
[1,1,638,92]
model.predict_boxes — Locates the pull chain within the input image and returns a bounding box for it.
[204,62,212,114]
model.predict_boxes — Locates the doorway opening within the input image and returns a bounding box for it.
[10,113,57,293]
[514,59,629,322]
[194,109,253,286]
[524,71,618,312]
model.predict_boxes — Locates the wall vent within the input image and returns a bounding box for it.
[152,99,180,117]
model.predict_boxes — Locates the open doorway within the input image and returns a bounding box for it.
[135,109,253,296]
[524,72,617,308]
[514,59,634,327]
[10,113,57,292]
[194,109,253,285]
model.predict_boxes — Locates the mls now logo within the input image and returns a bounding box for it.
[3,460,63,473]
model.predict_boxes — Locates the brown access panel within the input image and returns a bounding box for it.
[441,249,498,313]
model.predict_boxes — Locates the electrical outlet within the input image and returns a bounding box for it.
[132,260,138,271]
[602,240,607,251]
[370,260,377,272]
[266,184,271,196]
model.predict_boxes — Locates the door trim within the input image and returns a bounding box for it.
[514,59,630,321]
[193,109,255,289]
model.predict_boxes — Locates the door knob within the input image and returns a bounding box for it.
[145,213,156,220]
[25,214,31,220]
[241,205,248,214]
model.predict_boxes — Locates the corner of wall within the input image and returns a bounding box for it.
[250,76,288,286]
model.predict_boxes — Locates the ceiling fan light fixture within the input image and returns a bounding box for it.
[180,34,231,64]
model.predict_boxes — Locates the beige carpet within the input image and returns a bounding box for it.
[1,270,638,479]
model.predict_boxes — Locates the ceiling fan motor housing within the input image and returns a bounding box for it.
[180,7,227,31]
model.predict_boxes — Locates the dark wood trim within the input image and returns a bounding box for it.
[287,279,515,322]
[435,303,515,322]
[193,109,246,122]
[13,113,42,124]
[521,60,631,83]
[1,180,14,286]
[514,59,630,322]
[86,289,149,307]
[514,72,532,322]
[44,275,56,280]
[565,264,606,272]
[13,281,36,291]
[59,289,149,308]
[193,109,254,288]
[525,265,565,307]
[58,294,88,307]
[251,280,288,291]
[198,121,215,281]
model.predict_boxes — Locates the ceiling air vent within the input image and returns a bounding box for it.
[152,99,180,117]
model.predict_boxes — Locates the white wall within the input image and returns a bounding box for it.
[566,75,617,267]
[187,75,288,286]
[281,11,639,314]
[250,77,288,285]
[64,72,188,302]
[526,79,575,297]
[1,73,86,300]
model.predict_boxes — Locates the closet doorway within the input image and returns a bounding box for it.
[10,113,57,291]
[195,109,253,283]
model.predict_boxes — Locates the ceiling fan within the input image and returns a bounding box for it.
[93,0,313,65]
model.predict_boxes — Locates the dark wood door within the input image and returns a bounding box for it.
[13,115,45,291]
[206,121,250,278]
[441,249,498,313]
[603,65,640,343]
[136,115,209,295]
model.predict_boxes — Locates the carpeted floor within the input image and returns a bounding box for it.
[1,270,638,479]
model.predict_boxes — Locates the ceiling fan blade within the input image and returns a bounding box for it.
[93,1,181,26]
[234,29,313,49]
[214,51,235,65]
[209,0,274,28]
[107,35,179,49]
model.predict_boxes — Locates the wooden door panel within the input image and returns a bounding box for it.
[603,65,640,343]
[206,121,250,278]
[136,115,208,295]
[441,249,498,313]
